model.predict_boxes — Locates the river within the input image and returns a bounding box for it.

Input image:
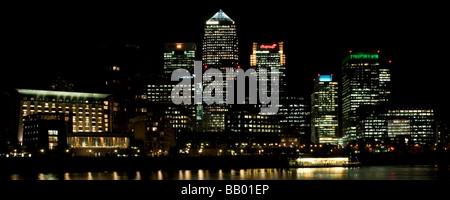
[5,165,449,180]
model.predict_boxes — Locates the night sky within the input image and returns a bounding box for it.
[3,2,449,121]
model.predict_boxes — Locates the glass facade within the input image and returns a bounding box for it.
[356,106,436,145]
[311,75,339,145]
[202,9,238,69]
[250,42,286,93]
[163,43,196,74]
[146,80,195,135]
[341,51,391,142]
[202,9,239,132]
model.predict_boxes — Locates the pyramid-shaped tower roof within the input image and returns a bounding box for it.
[207,9,234,24]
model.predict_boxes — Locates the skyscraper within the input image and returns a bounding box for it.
[250,42,286,93]
[341,50,391,142]
[311,74,339,145]
[163,43,196,75]
[202,9,239,70]
[201,9,239,132]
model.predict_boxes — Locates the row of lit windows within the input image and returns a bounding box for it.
[22,98,104,104]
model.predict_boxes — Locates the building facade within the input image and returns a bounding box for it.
[17,89,130,156]
[356,106,436,146]
[311,75,339,145]
[23,113,69,154]
[250,42,286,93]
[202,9,239,70]
[128,114,175,157]
[202,9,239,132]
[341,51,391,142]
[164,43,196,75]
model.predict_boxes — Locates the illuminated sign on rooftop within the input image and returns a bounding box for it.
[318,75,333,82]
[260,44,277,49]
[349,53,379,60]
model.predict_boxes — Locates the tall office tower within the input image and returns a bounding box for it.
[202,9,238,132]
[250,42,286,94]
[342,50,391,143]
[202,9,239,70]
[163,43,196,75]
[311,75,339,145]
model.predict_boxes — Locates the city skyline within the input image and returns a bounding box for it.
[1,6,446,145]
[3,4,448,123]
[1,4,449,195]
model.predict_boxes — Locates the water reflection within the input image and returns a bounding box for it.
[5,166,448,180]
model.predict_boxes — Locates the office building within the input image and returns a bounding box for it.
[202,9,239,69]
[278,96,310,144]
[202,9,239,132]
[128,114,175,156]
[23,113,69,154]
[17,89,130,156]
[250,42,286,93]
[357,106,436,146]
[341,50,391,142]
[311,74,339,145]
[164,43,196,74]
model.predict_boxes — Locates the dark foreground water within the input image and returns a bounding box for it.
[6,165,450,180]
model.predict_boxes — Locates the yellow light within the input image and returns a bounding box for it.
[176,44,182,49]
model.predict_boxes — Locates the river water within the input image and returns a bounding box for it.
[5,165,449,180]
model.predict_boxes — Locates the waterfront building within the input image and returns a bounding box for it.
[23,113,69,154]
[17,89,130,156]
[341,50,391,142]
[128,114,175,156]
[356,106,436,147]
[311,74,339,145]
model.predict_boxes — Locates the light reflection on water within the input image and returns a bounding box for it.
[6,166,447,180]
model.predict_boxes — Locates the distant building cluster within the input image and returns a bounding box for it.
[1,9,449,158]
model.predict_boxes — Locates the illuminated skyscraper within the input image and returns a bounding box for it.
[201,9,239,132]
[163,43,196,74]
[341,51,391,142]
[202,9,239,69]
[311,74,339,145]
[250,42,286,93]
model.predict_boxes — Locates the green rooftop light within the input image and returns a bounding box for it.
[349,53,379,60]
[342,52,380,65]
[17,89,110,99]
